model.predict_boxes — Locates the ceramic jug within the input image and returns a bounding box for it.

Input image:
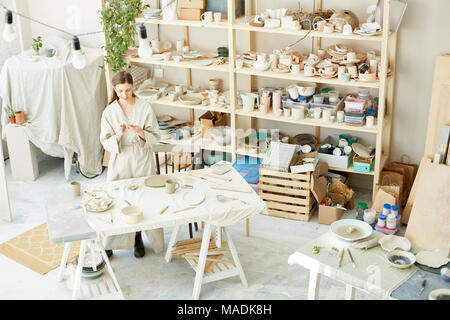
[241,93,259,112]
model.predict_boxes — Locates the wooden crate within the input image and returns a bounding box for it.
[259,166,316,221]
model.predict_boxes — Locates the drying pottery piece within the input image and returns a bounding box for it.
[416,251,449,268]
[352,237,380,249]
[83,197,113,213]
[179,93,203,105]
[121,206,144,224]
[379,234,411,252]
[144,175,170,188]
[386,250,416,269]
[330,219,373,242]
[182,190,205,206]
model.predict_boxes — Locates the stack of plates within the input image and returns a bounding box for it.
[143,9,161,19]
[159,124,176,139]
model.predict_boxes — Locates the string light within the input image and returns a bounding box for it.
[3,10,16,42]
[137,23,152,59]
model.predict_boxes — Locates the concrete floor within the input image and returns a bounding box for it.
[0,154,380,300]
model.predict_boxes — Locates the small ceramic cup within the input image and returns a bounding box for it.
[337,110,345,123]
[70,181,81,197]
[235,59,244,69]
[313,94,324,104]
[342,24,353,35]
[165,179,180,194]
[366,116,375,127]
[213,12,222,22]
[290,63,301,74]
[304,65,317,77]
[322,109,331,122]
[323,23,334,34]
[283,107,291,117]
[313,108,322,120]
[338,72,351,82]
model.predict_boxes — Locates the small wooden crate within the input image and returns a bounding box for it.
[259,166,316,221]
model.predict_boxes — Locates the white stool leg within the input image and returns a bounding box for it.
[345,284,355,300]
[308,270,321,300]
[98,239,124,299]
[57,242,71,282]
[223,226,248,288]
[165,224,181,263]
[72,240,87,300]
[192,223,211,300]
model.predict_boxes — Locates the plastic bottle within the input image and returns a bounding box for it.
[386,213,397,229]
[357,202,368,220]
[382,204,391,216]
[378,214,386,228]
[391,205,399,216]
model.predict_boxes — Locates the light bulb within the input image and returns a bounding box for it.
[3,11,16,42]
[137,24,152,59]
[71,36,87,69]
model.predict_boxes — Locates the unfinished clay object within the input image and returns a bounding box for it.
[378,234,411,252]
[416,250,449,268]
[352,237,379,250]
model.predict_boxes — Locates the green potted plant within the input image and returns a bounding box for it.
[32,36,43,56]
[99,0,149,72]
[4,106,15,124]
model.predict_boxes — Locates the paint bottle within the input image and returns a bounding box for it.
[391,205,399,216]
[382,203,391,216]
[386,213,397,229]
[357,202,368,220]
[378,214,386,228]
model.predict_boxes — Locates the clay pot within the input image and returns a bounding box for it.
[9,117,16,124]
[15,111,26,125]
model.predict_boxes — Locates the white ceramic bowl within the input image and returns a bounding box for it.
[379,234,411,252]
[121,206,144,224]
[295,82,317,97]
[330,219,373,242]
[385,250,416,269]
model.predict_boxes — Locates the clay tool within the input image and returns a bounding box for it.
[347,248,356,268]
[337,248,344,268]
[159,205,169,215]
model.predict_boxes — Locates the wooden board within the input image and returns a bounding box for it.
[424,54,450,159]
[404,161,450,256]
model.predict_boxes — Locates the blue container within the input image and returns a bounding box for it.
[233,156,261,184]
[206,0,245,17]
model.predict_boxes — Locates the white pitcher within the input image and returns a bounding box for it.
[241,93,259,112]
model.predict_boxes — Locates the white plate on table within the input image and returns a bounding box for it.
[182,190,205,206]
[330,219,373,242]
[83,197,114,213]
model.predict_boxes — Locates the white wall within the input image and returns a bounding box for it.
[17,0,450,168]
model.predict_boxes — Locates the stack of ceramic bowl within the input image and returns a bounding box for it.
[158,122,176,140]
[326,44,353,64]
[81,253,106,280]
[143,8,161,19]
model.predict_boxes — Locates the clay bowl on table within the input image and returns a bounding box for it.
[385,250,416,269]
[121,206,144,224]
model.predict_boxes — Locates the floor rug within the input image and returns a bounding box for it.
[0,223,80,275]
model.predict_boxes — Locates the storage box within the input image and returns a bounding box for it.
[259,165,316,222]
[179,0,205,9]
[290,151,318,174]
[311,161,354,225]
[199,111,229,138]
[316,135,352,169]
[353,154,375,173]
[206,0,245,17]
[178,8,205,20]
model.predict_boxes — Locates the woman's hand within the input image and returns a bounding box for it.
[128,124,146,142]
[116,123,128,142]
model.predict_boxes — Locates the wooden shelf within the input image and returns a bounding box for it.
[234,67,381,89]
[136,17,229,29]
[236,109,379,134]
[128,57,229,72]
[233,23,385,42]
[149,95,231,114]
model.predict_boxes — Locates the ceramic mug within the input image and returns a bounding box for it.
[291,105,304,120]
[165,179,180,194]
[323,23,334,34]
[175,85,184,95]
[201,11,213,23]
[337,110,345,123]
[44,47,56,57]
[213,12,222,22]
[279,54,292,67]
[304,65,317,77]
[338,65,346,75]
[338,72,351,82]
[342,24,353,35]
[70,181,80,197]
[241,93,258,112]
[290,63,301,74]
[287,85,299,100]
[346,52,357,62]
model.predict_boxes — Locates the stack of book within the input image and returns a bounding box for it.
[344,97,366,126]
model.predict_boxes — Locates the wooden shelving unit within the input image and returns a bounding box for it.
[102,0,397,199]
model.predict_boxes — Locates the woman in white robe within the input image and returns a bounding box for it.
[100,71,164,258]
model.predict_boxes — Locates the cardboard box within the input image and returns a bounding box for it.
[179,0,205,9]
[199,111,229,139]
[290,151,318,173]
[311,161,354,225]
[317,135,352,169]
[178,8,205,20]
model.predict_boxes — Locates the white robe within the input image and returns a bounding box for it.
[100,97,164,252]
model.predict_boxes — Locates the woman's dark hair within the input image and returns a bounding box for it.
[109,70,136,105]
